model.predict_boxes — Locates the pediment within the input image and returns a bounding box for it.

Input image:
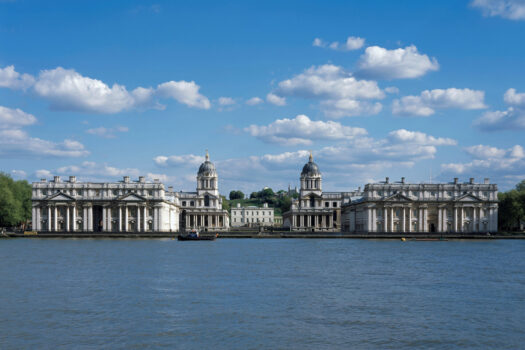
[384,192,412,202]
[455,193,481,202]
[118,192,146,201]
[46,191,75,201]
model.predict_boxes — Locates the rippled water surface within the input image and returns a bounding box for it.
[1,238,524,349]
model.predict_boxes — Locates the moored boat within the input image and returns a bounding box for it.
[177,230,218,241]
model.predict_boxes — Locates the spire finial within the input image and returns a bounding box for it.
[309,150,313,162]
[205,149,209,161]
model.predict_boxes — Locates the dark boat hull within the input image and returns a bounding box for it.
[177,235,216,241]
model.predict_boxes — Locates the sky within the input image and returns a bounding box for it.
[1,0,525,194]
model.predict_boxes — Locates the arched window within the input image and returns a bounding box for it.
[204,195,210,207]
[310,197,315,208]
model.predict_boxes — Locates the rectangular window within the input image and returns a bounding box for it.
[333,202,337,207]
[325,202,329,207]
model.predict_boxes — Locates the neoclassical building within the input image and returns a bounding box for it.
[31,175,178,233]
[341,177,499,233]
[231,203,274,227]
[283,153,362,231]
[172,151,230,231]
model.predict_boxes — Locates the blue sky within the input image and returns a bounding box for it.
[1,0,524,193]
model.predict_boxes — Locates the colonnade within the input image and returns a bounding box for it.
[185,213,225,229]
[291,212,336,230]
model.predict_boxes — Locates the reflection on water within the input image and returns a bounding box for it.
[1,239,524,349]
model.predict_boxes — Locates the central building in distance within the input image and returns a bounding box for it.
[283,153,361,231]
[174,151,230,231]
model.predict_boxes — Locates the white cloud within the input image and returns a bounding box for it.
[474,88,525,130]
[0,106,37,128]
[11,170,27,179]
[245,114,368,146]
[320,99,382,118]
[357,45,439,79]
[471,0,525,20]
[312,36,365,51]
[35,169,53,178]
[0,65,35,90]
[0,129,89,158]
[154,154,205,167]
[388,129,457,146]
[277,64,384,100]
[218,97,236,106]
[56,161,140,178]
[245,97,264,106]
[393,88,487,116]
[441,144,525,187]
[266,93,286,106]
[504,88,525,107]
[155,80,211,109]
[1,64,211,113]
[86,126,129,138]
[385,86,399,94]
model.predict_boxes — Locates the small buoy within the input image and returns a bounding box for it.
[401,237,406,242]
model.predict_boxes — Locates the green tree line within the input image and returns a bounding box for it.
[498,180,525,231]
[0,172,32,229]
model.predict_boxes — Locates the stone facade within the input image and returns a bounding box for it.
[31,175,178,232]
[31,151,229,233]
[341,177,499,233]
[283,153,361,231]
[231,203,274,227]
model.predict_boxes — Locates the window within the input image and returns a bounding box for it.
[396,209,400,218]
[378,191,383,196]
[325,202,329,208]
[333,202,337,207]
[182,201,186,206]
[204,195,210,207]
[113,189,118,195]
[190,201,194,206]
[78,190,82,196]
[483,192,489,198]
[431,191,436,197]
[412,191,418,196]
[148,190,153,196]
[447,191,452,197]
[95,190,100,196]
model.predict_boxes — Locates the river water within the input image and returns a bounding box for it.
[1,238,524,349]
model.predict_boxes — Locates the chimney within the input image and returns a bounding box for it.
[263,203,268,208]
[40,178,47,182]
[123,176,130,183]
[484,178,490,184]
[154,179,159,183]
[401,177,405,184]
[469,178,474,184]
[237,203,241,208]
[454,178,458,184]
[168,186,173,192]
[385,177,390,184]
[69,176,76,183]
[54,176,60,183]
[139,176,145,183]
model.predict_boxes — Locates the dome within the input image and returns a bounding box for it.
[301,152,321,176]
[198,151,217,176]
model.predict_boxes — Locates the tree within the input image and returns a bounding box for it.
[229,190,244,200]
[221,195,230,211]
[498,180,525,231]
[0,172,32,228]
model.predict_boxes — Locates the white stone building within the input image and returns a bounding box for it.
[341,177,499,233]
[173,151,230,231]
[283,153,361,231]
[230,203,274,227]
[31,175,178,232]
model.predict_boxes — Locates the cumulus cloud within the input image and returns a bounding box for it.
[471,0,525,20]
[474,88,525,130]
[0,106,37,128]
[245,97,264,106]
[1,64,211,113]
[86,126,129,138]
[441,144,525,187]
[388,129,457,146]
[218,97,236,106]
[320,99,383,118]
[0,129,89,158]
[11,170,27,179]
[155,80,211,109]
[393,88,487,116]
[56,161,140,178]
[357,45,439,79]
[0,65,35,90]
[312,36,365,51]
[154,154,205,167]
[266,93,286,106]
[245,114,368,146]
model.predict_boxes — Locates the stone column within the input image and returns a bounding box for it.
[390,208,394,232]
[402,207,406,232]
[32,207,37,231]
[88,206,93,232]
[83,207,87,231]
[54,206,58,231]
[119,206,122,232]
[329,214,333,229]
[423,208,428,232]
[66,206,70,232]
[460,207,464,232]
[438,208,442,232]
[153,207,159,231]
[408,207,412,232]
[72,206,76,232]
[125,206,129,232]
[372,208,377,232]
[473,207,477,233]
[208,215,212,228]
[102,207,106,231]
[143,206,148,232]
[48,206,52,231]
[384,207,388,232]
[137,206,141,232]
[314,215,319,228]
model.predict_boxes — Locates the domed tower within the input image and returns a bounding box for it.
[300,152,322,195]
[197,150,219,197]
